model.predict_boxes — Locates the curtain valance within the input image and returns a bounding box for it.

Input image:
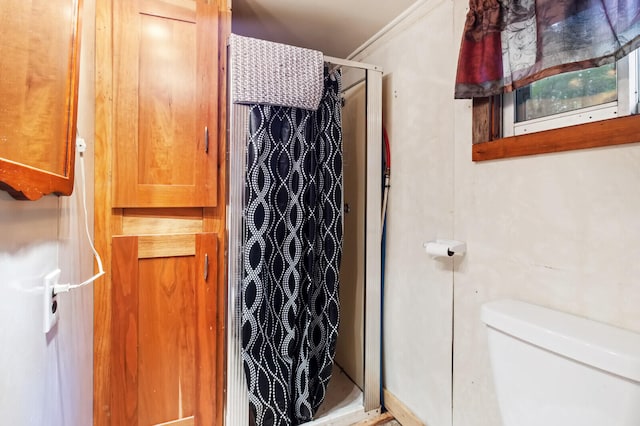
[455,0,640,99]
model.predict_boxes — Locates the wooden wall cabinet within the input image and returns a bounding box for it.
[94,0,229,425]
[0,0,83,200]
[112,0,219,208]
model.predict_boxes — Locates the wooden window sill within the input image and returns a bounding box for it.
[472,97,640,161]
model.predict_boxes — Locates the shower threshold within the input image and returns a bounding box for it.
[304,365,380,425]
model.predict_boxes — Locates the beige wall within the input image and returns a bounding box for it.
[350,1,456,424]
[0,1,95,424]
[351,0,640,425]
[335,82,367,388]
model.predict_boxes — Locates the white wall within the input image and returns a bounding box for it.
[350,1,456,424]
[335,82,366,388]
[0,1,96,424]
[352,0,640,425]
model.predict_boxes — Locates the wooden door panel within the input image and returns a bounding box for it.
[138,255,196,425]
[138,13,197,187]
[113,0,218,208]
[111,233,218,426]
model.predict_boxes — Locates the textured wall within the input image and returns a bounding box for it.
[335,82,366,389]
[350,1,456,424]
[0,0,95,424]
[351,0,640,425]
[451,0,640,422]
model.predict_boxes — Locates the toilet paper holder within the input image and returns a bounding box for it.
[424,239,467,257]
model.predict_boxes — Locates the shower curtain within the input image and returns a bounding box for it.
[241,70,343,426]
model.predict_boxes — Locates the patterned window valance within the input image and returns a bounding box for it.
[454,0,640,99]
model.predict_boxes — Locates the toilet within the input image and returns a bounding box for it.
[482,299,640,426]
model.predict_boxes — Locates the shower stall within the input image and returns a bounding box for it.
[226,35,383,425]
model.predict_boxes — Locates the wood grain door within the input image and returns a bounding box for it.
[111,233,218,425]
[112,0,219,208]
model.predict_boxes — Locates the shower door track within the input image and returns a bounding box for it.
[226,46,383,425]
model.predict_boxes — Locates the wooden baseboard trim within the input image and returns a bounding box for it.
[354,412,394,426]
[383,388,425,426]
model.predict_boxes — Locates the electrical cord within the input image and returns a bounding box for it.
[54,137,105,294]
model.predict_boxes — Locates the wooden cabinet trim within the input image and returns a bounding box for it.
[138,233,196,258]
[140,0,196,22]
[110,236,139,425]
[122,208,204,235]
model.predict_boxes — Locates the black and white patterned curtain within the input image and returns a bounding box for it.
[241,71,343,426]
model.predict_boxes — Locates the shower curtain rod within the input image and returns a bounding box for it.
[323,55,382,72]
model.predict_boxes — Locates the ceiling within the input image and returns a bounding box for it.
[231,0,418,58]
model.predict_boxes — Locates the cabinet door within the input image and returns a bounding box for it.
[113,0,218,207]
[111,233,219,425]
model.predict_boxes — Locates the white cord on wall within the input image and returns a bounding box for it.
[54,136,105,294]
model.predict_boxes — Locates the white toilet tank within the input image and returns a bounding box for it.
[482,299,640,426]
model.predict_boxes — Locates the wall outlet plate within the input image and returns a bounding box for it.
[43,269,60,333]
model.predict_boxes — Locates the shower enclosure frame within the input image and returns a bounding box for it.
[225,49,383,425]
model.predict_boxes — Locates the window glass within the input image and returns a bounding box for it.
[515,63,617,122]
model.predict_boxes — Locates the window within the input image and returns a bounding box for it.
[514,63,617,123]
[503,51,638,137]
[472,51,640,161]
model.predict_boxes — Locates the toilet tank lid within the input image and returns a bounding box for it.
[481,299,640,382]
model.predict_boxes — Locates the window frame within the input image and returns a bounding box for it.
[472,53,640,161]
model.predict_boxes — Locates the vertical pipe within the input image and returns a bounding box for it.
[364,68,383,412]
